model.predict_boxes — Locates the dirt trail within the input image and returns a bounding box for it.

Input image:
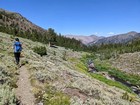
[16,66,35,105]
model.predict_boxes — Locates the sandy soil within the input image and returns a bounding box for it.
[16,66,35,105]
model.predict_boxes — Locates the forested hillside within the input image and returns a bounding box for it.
[89,36,140,60]
[0,9,87,51]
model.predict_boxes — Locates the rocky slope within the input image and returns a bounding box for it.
[0,32,140,105]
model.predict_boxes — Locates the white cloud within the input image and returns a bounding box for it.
[107,32,115,35]
[94,32,98,35]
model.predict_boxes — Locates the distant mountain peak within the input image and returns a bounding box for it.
[127,31,137,35]
[89,34,97,37]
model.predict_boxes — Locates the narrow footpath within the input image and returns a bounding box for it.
[16,66,35,105]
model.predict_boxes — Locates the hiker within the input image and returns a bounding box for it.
[13,38,22,65]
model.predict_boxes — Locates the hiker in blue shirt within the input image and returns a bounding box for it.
[13,38,22,65]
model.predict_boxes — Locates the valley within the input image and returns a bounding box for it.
[0,32,140,105]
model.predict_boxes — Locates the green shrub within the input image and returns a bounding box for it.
[35,71,48,83]
[0,85,17,105]
[10,35,15,39]
[43,92,70,105]
[43,85,70,105]
[62,51,67,61]
[122,92,135,102]
[0,66,12,84]
[53,51,56,56]
[33,46,47,56]
[21,60,29,66]
[33,85,70,105]
[0,66,18,88]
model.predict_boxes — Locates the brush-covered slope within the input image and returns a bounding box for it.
[110,52,140,75]
[0,8,46,34]
[0,32,140,105]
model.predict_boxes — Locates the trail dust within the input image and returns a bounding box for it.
[16,66,35,105]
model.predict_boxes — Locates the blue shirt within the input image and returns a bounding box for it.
[13,41,22,52]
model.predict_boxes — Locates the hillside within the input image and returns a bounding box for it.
[0,8,46,34]
[110,52,140,75]
[1,32,140,105]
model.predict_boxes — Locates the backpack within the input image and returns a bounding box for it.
[14,42,22,52]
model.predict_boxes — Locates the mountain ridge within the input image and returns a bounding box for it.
[65,34,104,45]
[89,31,140,45]
[0,8,46,34]
[66,31,140,45]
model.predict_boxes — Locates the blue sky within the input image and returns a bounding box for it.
[0,0,140,36]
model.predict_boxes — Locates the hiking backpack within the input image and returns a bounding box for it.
[14,42,22,52]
